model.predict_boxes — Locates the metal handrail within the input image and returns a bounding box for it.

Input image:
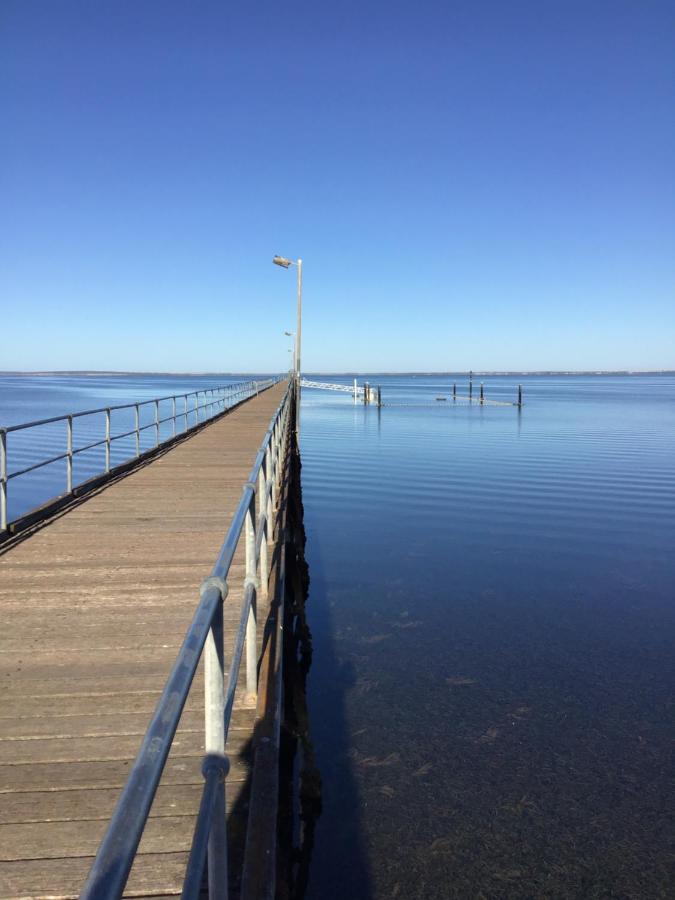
[0,379,282,530]
[80,377,294,900]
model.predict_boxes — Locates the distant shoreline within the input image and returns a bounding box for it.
[1,370,674,378]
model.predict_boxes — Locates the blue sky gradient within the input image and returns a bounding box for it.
[2,1,673,372]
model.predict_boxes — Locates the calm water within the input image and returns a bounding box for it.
[298,375,675,899]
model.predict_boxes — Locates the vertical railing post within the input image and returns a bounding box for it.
[66,416,73,493]
[203,579,228,900]
[154,400,160,446]
[0,429,7,531]
[184,396,188,431]
[453,383,456,401]
[480,382,484,405]
[257,461,269,601]
[134,405,140,457]
[172,397,176,436]
[244,490,258,702]
[265,445,274,539]
[105,409,111,473]
[194,394,198,425]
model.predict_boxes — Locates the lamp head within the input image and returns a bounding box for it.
[273,255,292,269]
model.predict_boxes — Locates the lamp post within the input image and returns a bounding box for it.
[273,256,302,434]
[284,330,296,374]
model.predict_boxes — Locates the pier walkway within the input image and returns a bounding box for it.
[0,380,289,899]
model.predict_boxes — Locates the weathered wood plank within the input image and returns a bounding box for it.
[0,852,190,898]
[0,781,249,825]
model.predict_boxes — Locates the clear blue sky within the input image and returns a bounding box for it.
[2,1,673,372]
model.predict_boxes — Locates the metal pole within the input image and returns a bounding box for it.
[172,397,176,436]
[184,396,188,431]
[257,463,269,601]
[480,382,484,405]
[204,587,227,900]
[154,400,160,445]
[453,383,456,401]
[0,430,7,530]
[296,259,302,436]
[244,493,257,702]
[135,405,140,457]
[66,416,73,493]
[105,409,111,473]
[518,384,523,407]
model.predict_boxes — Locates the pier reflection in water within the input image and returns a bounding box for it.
[299,375,675,899]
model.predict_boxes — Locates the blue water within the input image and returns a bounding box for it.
[0,373,274,523]
[298,374,675,899]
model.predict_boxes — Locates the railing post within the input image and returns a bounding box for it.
[184,395,188,431]
[105,409,111,472]
[154,400,159,445]
[66,416,73,493]
[203,579,228,900]
[0,429,7,530]
[135,405,140,457]
[480,382,484,405]
[453,382,456,401]
[244,491,257,702]
[172,397,177,436]
[194,394,198,425]
[257,462,269,601]
[265,445,274,540]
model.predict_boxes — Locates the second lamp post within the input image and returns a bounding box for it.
[273,255,302,433]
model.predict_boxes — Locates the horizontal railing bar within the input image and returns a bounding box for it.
[181,762,223,900]
[210,485,256,580]
[2,380,263,433]
[7,452,69,480]
[224,581,256,733]
[72,436,108,455]
[3,382,275,486]
[80,583,224,898]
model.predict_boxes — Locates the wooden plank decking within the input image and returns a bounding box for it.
[0,381,288,899]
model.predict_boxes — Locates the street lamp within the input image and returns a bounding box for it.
[273,255,302,433]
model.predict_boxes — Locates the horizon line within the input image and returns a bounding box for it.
[2,369,674,377]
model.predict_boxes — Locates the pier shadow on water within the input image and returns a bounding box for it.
[289,521,374,899]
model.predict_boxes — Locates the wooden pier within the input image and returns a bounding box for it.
[0,380,290,899]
